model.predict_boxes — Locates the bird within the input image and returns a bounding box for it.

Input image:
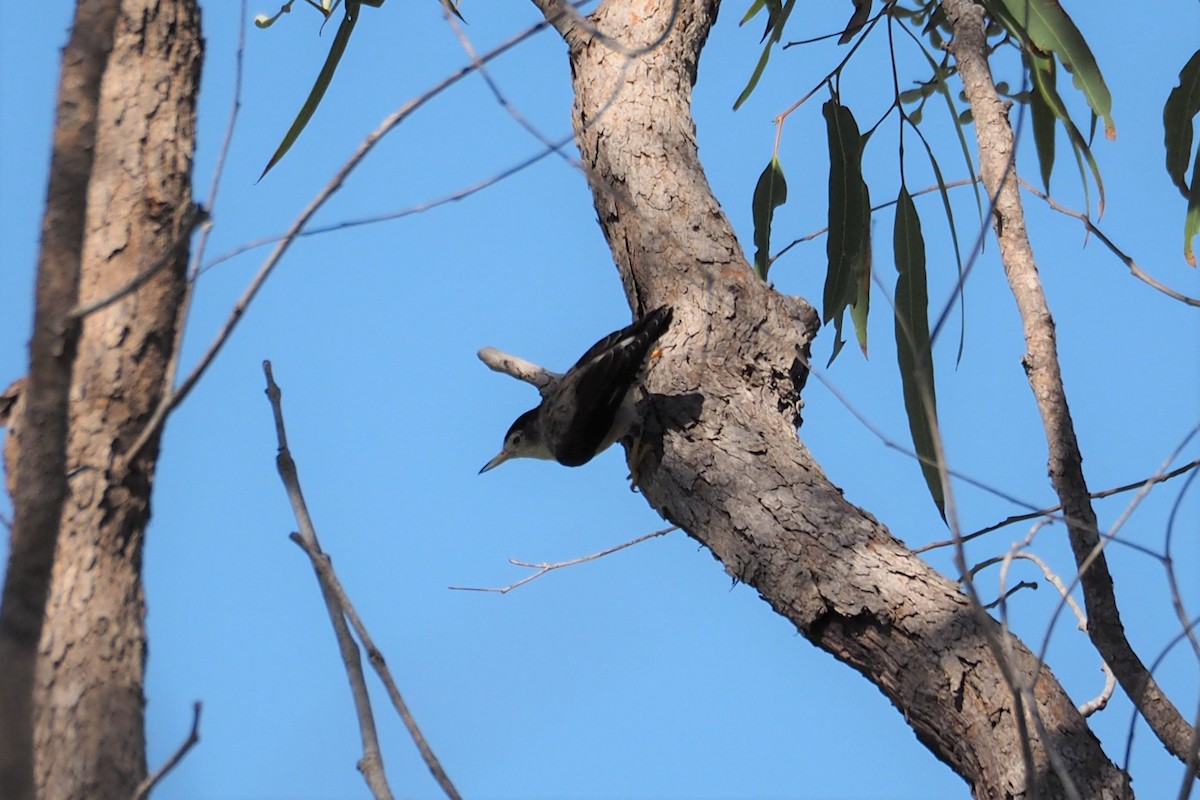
[480,305,674,473]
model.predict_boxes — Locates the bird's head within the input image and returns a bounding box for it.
[479,407,554,473]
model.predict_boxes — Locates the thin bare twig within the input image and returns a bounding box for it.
[264,362,395,800]
[477,347,558,391]
[130,14,561,469]
[1078,662,1117,719]
[118,0,249,473]
[67,204,207,321]
[445,10,578,169]
[449,527,676,593]
[1018,177,1200,307]
[264,362,460,800]
[132,702,202,800]
[914,458,1200,554]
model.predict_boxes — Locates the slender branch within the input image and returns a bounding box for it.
[264,363,460,800]
[132,702,203,800]
[66,205,207,321]
[915,458,1200,554]
[264,362,395,800]
[1019,177,1200,307]
[126,14,561,468]
[445,10,578,169]
[771,177,979,264]
[477,347,558,391]
[449,527,676,593]
[944,0,1196,768]
[118,0,250,473]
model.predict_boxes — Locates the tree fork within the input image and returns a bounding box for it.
[531,0,1133,796]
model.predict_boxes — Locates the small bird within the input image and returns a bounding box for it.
[480,306,674,473]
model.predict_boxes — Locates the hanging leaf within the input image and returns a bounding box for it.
[907,124,967,365]
[839,0,872,45]
[849,177,872,357]
[1028,51,1058,192]
[993,0,1115,140]
[893,187,945,519]
[903,29,983,224]
[734,0,796,109]
[1164,49,1200,198]
[752,156,789,280]
[1024,45,1106,217]
[822,99,872,364]
[1186,144,1200,267]
[260,1,365,179]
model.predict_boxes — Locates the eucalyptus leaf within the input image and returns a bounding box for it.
[893,187,945,519]
[1164,49,1200,198]
[752,156,789,280]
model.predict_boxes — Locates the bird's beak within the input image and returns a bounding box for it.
[478,450,511,474]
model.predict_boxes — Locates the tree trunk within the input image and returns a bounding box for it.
[24,1,202,797]
[533,0,1133,796]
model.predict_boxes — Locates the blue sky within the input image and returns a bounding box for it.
[2,2,1198,798]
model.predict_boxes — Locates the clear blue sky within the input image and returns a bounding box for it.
[2,2,1198,798]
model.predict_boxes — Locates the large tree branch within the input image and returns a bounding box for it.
[942,0,1196,772]
[531,0,1133,795]
[0,2,120,797]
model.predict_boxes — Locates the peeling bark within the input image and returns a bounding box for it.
[530,0,1135,796]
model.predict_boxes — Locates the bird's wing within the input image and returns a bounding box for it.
[550,307,673,466]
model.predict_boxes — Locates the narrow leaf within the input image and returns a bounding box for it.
[734,0,796,109]
[908,124,967,365]
[996,0,1115,139]
[438,0,466,22]
[739,0,768,26]
[902,28,984,224]
[1028,51,1057,192]
[893,188,945,519]
[1186,143,1200,267]
[1025,45,1107,217]
[752,156,789,280]
[260,1,361,179]
[822,99,871,364]
[1164,49,1200,198]
[849,176,872,356]
[839,0,872,45]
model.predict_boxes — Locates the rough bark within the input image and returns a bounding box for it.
[532,0,1135,796]
[0,3,120,797]
[20,1,203,798]
[943,0,1196,772]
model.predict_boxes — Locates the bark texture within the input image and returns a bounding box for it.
[26,1,203,797]
[0,3,120,797]
[943,0,1196,771]
[533,0,1136,796]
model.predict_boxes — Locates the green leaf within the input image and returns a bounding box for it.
[907,124,967,365]
[260,0,363,179]
[752,156,789,280]
[893,187,945,519]
[739,0,768,26]
[1029,51,1057,192]
[849,175,872,357]
[1185,143,1200,267]
[839,0,872,45]
[438,0,465,22]
[1164,49,1200,198]
[1023,45,1107,217]
[994,0,1115,140]
[734,0,796,109]
[822,99,872,364]
[901,27,984,224]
